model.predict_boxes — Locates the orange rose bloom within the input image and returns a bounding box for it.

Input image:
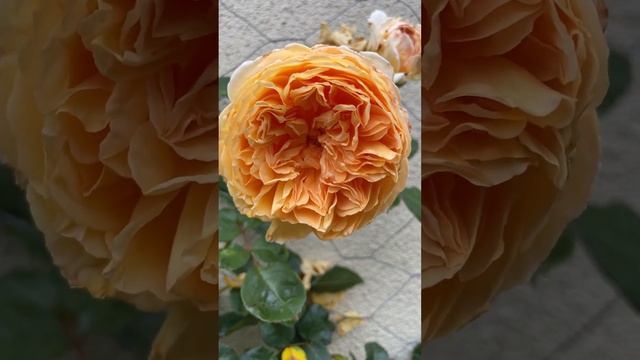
[0,0,217,313]
[422,0,608,340]
[220,44,411,241]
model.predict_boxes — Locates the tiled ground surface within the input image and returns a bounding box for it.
[425,1,640,359]
[218,1,421,358]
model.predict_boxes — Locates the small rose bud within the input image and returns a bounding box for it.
[367,10,421,78]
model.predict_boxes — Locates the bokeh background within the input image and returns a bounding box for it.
[218,0,422,359]
[425,1,640,359]
[0,169,164,358]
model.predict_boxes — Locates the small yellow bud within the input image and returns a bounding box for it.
[281,346,307,360]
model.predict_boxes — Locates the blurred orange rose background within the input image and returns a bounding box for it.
[422,0,609,341]
[0,1,218,355]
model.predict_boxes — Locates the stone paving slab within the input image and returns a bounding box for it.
[552,298,640,360]
[424,245,621,359]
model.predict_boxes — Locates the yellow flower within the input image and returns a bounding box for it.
[423,0,609,341]
[220,44,411,241]
[282,346,307,360]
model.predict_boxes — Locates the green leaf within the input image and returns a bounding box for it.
[83,301,163,357]
[303,342,331,360]
[296,304,335,345]
[0,269,163,359]
[0,210,50,261]
[220,343,240,360]
[332,356,349,360]
[245,217,270,235]
[387,195,402,213]
[62,289,149,336]
[537,231,575,275]
[573,204,640,310]
[219,312,258,337]
[240,346,278,360]
[311,266,363,293]
[220,179,230,193]
[288,250,302,274]
[230,289,246,314]
[364,343,389,360]
[409,138,419,159]
[241,262,306,323]
[0,306,66,358]
[412,344,421,360]
[401,187,421,221]
[251,237,290,264]
[258,322,295,349]
[0,215,163,359]
[220,208,243,243]
[220,245,252,272]
[0,165,30,221]
[599,49,632,114]
[0,270,67,359]
[0,270,60,310]
[220,180,234,206]
[219,77,231,99]
[279,318,298,328]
